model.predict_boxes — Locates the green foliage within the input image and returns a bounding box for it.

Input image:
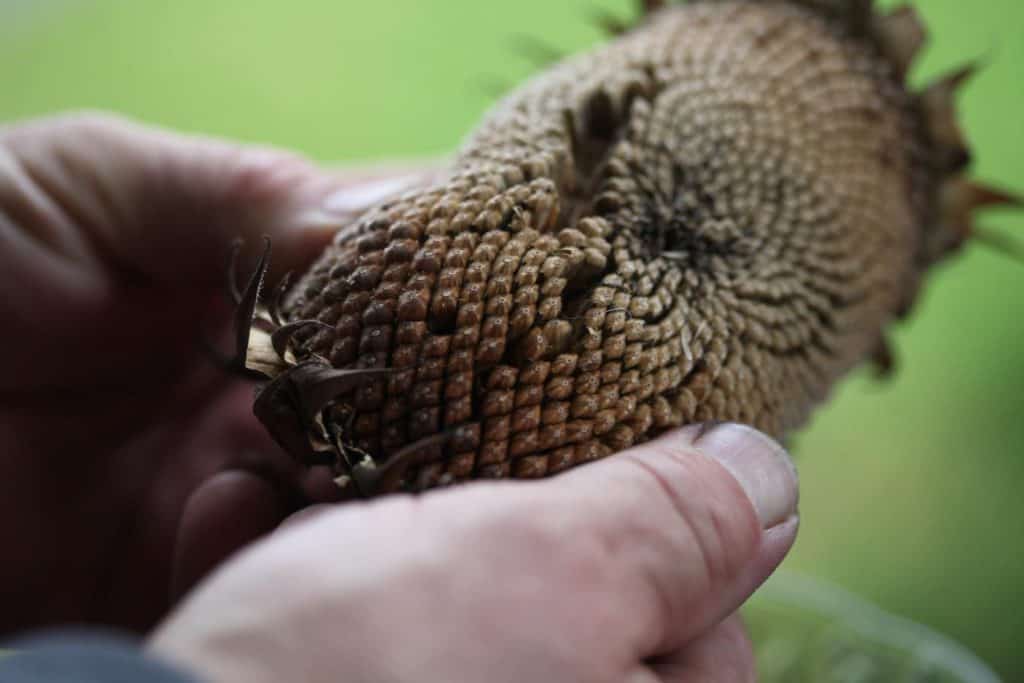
[2,0,1021,678]
[746,572,1001,683]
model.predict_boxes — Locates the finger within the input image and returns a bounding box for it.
[295,465,353,505]
[309,173,431,223]
[639,613,756,683]
[0,111,440,286]
[171,470,288,603]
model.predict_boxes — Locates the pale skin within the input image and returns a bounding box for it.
[0,113,799,682]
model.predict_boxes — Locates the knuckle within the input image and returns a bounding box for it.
[55,109,130,136]
[223,146,312,206]
[1,110,120,146]
[623,445,761,584]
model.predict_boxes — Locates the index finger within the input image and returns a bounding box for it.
[1,112,441,287]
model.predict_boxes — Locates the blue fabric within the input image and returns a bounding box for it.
[0,629,201,683]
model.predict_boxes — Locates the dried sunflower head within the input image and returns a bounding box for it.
[231,0,1018,497]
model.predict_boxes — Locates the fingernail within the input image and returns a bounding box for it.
[685,423,799,529]
[322,174,423,214]
[298,175,427,231]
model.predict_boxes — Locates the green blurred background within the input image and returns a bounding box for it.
[2,0,1021,678]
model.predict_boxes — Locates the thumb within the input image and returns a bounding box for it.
[545,422,800,659]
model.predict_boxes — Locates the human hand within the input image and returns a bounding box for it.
[0,112,429,634]
[150,423,799,683]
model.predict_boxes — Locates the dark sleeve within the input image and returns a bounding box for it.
[0,628,202,683]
